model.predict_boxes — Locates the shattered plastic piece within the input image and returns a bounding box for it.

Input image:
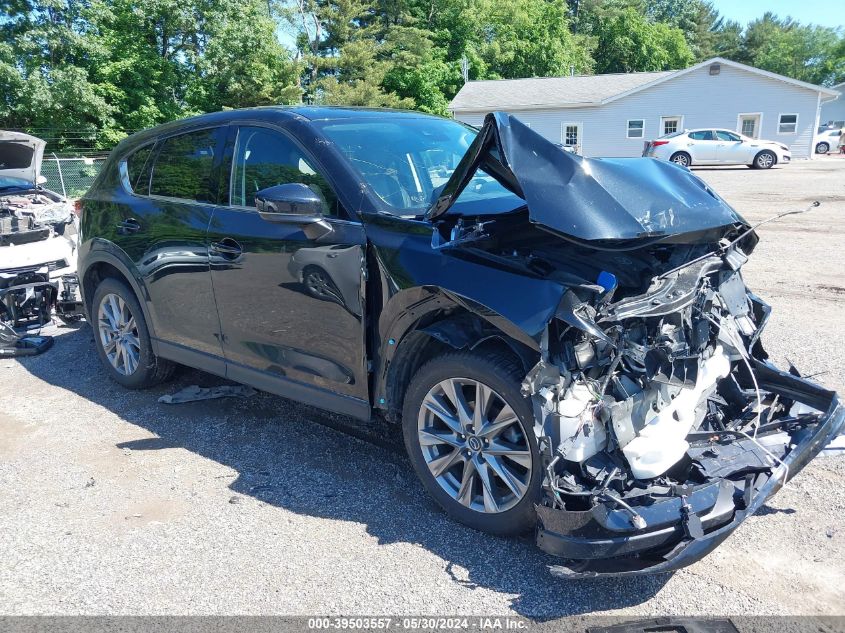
[158,384,257,404]
[0,320,52,357]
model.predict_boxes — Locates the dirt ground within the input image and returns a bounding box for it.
[1,156,843,619]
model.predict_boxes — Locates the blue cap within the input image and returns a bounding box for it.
[597,271,618,293]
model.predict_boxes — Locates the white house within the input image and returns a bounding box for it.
[449,57,840,159]
[819,81,845,129]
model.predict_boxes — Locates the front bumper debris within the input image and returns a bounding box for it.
[537,364,843,578]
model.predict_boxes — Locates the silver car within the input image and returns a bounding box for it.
[643,128,791,169]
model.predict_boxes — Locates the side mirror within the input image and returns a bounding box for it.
[254,183,332,240]
[255,183,323,216]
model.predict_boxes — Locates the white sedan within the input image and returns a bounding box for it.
[814,128,841,154]
[643,128,791,169]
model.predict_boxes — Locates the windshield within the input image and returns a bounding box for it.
[0,175,34,191]
[316,118,522,216]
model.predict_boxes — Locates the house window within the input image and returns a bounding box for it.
[562,123,580,148]
[778,114,798,134]
[741,119,755,136]
[627,119,644,139]
[661,116,683,136]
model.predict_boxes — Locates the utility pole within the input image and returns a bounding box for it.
[461,55,469,84]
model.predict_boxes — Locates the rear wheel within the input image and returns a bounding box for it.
[91,278,174,389]
[816,142,830,154]
[669,151,691,167]
[402,352,542,536]
[753,150,776,169]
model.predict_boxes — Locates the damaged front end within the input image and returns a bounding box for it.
[522,246,843,577]
[1,137,84,356]
[429,112,843,576]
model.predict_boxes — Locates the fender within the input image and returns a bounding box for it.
[78,238,157,342]
[371,286,547,412]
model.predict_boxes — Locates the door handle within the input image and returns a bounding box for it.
[116,218,141,234]
[210,238,243,258]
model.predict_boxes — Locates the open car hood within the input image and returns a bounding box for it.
[427,112,747,243]
[0,131,45,186]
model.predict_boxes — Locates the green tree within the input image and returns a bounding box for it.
[736,14,844,85]
[590,7,694,73]
[0,0,116,148]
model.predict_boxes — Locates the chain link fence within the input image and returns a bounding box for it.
[40,155,107,199]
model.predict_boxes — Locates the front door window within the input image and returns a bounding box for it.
[230,126,340,216]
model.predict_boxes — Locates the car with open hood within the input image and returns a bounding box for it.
[77,108,842,577]
[1,131,82,341]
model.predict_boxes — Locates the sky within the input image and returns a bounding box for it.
[709,0,844,29]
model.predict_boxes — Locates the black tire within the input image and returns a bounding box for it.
[669,151,691,167]
[402,351,542,536]
[91,277,174,389]
[753,150,777,169]
[816,142,829,154]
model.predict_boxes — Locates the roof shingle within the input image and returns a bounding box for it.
[449,70,675,111]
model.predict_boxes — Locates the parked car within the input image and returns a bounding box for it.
[643,128,791,168]
[814,128,841,154]
[1,131,83,338]
[78,108,842,577]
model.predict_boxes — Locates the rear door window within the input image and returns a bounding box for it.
[689,130,715,141]
[150,129,219,202]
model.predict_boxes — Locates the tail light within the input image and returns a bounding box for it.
[650,140,670,147]
[73,199,83,217]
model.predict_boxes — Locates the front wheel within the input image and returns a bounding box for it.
[670,152,691,167]
[91,278,174,389]
[402,352,542,536]
[753,150,776,169]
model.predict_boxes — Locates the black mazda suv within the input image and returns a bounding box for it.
[78,107,842,577]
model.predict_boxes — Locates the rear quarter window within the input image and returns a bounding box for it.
[123,144,154,194]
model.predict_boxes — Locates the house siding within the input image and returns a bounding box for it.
[454,64,821,160]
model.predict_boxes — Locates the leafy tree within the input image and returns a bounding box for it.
[590,7,694,73]
[735,14,844,86]
[282,0,413,106]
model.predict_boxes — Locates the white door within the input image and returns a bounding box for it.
[714,129,748,164]
[738,114,761,139]
[685,130,719,163]
[561,122,582,154]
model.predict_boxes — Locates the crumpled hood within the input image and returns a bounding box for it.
[0,131,45,186]
[428,112,747,243]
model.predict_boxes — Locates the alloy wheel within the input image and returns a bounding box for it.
[417,378,533,514]
[672,154,690,167]
[97,293,141,376]
[756,153,774,168]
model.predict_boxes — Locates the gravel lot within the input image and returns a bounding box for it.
[1,156,844,619]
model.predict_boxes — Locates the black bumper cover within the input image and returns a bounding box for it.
[536,362,844,578]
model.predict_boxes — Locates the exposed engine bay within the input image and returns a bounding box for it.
[433,210,843,576]
[0,187,83,356]
[425,111,843,576]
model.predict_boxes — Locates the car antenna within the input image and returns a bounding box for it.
[659,200,820,279]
